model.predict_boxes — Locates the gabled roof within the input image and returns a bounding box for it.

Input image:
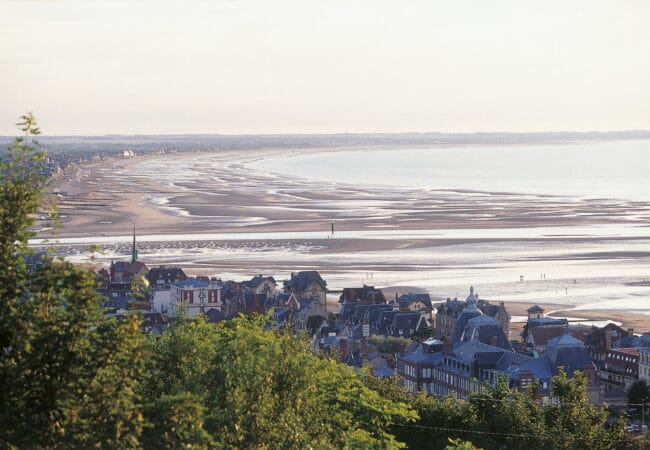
[398,293,433,310]
[245,275,276,289]
[391,311,422,332]
[527,305,545,313]
[284,271,327,291]
[339,285,386,303]
[367,304,393,323]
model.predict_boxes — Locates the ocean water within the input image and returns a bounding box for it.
[248,140,650,201]
[41,139,650,313]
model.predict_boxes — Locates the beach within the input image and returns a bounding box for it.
[36,145,650,331]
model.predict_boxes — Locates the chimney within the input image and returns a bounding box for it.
[628,328,634,337]
[489,336,497,347]
[443,341,453,356]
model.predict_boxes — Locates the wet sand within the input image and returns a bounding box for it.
[36,148,650,331]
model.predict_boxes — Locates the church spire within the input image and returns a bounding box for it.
[131,223,138,263]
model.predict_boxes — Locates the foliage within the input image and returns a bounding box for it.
[368,334,413,355]
[0,116,147,448]
[143,314,417,448]
[446,438,482,450]
[364,370,636,450]
[628,379,650,408]
[0,114,641,448]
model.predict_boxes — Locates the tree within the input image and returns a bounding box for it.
[143,314,418,448]
[0,115,147,447]
[628,380,650,411]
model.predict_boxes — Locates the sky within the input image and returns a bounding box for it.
[1,1,649,135]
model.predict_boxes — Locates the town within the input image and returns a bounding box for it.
[57,231,649,427]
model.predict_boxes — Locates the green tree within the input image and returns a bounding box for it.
[628,379,650,411]
[368,335,412,356]
[0,115,147,448]
[144,314,417,448]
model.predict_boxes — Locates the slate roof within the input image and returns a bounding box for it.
[340,285,386,303]
[245,275,276,289]
[352,304,369,324]
[378,311,397,333]
[436,298,467,318]
[463,315,512,350]
[401,343,445,365]
[391,312,423,336]
[507,357,554,384]
[147,267,186,284]
[284,271,326,291]
[451,306,482,343]
[526,317,568,329]
[373,366,395,377]
[545,334,594,376]
[398,293,433,310]
[614,333,650,348]
[173,277,209,288]
[367,304,393,324]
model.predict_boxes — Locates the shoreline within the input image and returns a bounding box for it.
[34,147,650,332]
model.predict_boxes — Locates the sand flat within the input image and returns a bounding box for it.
[36,148,650,330]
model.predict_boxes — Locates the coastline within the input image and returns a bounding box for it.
[36,146,650,331]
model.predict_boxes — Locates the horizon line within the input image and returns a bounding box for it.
[1,129,650,139]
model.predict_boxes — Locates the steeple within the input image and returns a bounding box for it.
[131,223,138,263]
[465,286,478,311]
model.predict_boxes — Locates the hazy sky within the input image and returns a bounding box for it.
[1,1,649,135]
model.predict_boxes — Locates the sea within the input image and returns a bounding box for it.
[44,139,650,317]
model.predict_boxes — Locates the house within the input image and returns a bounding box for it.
[339,285,386,304]
[243,275,277,296]
[450,287,485,343]
[398,339,533,398]
[509,333,599,398]
[147,266,186,290]
[601,348,639,391]
[526,325,568,355]
[458,314,512,351]
[585,323,629,370]
[435,298,466,337]
[170,277,223,317]
[109,260,148,283]
[435,287,510,340]
[283,271,327,304]
[520,305,568,342]
[613,330,650,349]
[103,282,134,310]
[397,293,433,312]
